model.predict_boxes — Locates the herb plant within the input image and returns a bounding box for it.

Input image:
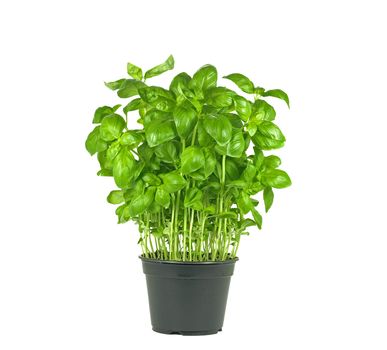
[86,55,291,261]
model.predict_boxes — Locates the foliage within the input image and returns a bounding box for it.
[86,55,291,261]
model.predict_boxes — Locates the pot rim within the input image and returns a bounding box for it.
[139,255,239,265]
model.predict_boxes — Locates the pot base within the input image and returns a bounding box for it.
[153,327,222,336]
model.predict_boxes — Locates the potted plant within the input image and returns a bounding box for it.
[85,55,291,335]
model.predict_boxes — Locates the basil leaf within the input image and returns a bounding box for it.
[107,190,125,204]
[223,73,254,93]
[263,187,274,212]
[170,72,192,97]
[252,121,286,150]
[129,187,156,216]
[205,87,235,108]
[227,130,245,158]
[123,98,142,115]
[112,149,135,188]
[120,131,142,148]
[237,192,253,214]
[127,62,143,80]
[117,79,146,98]
[155,187,170,208]
[189,65,217,98]
[144,55,174,79]
[139,86,175,112]
[181,146,205,174]
[142,173,161,186]
[85,126,108,156]
[263,155,281,169]
[100,114,126,141]
[251,207,263,229]
[154,141,178,164]
[93,105,121,124]
[184,188,203,210]
[173,104,198,139]
[261,169,291,188]
[233,95,252,121]
[262,89,290,108]
[203,114,232,146]
[203,148,216,177]
[252,100,276,122]
[104,79,125,91]
[160,172,187,193]
[145,119,176,147]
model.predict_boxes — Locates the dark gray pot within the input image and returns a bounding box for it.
[140,257,237,335]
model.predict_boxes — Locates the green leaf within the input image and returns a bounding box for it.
[112,149,135,188]
[251,207,263,229]
[144,55,174,79]
[170,72,192,97]
[127,62,143,80]
[106,141,121,161]
[233,95,252,121]
[173,104,198,139]
[93,105,121,124]
[104,79,125,91]
[239,218,256,230]
[160,172,187,193]
[237,192,253,214]
[223,73,254,93]
[261,169,291,189]
[85,126,108,156]
[263,187,274,212]
[155,187,170,208]
[252,121,286,150]
[100,114,126,141]
[262,89,290,108]
[227,130,245,158]
[263,155,281,169]
[203,114,232,146]
[120,131,143,148]
[203,148,216,177]
[107,190,125,204]
[242,164,257,182]
[142,173,161,186]
[247,122,258,136]
[123,98,142,115]
[145,119,176,147]
[129,187,156,216]
[252,100,276,122]
[181,146,205,174]
[139,86,175,112]
[205,87,235,108]
[117,79,146,98]
[189,65,217,98]
[184,188,203,210]
[154,141,178,164]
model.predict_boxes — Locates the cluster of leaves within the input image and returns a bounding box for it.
[86,55,291,261]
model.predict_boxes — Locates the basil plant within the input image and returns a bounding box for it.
[86,55,291,261]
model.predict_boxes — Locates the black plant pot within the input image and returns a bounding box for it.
[140,257,237,335]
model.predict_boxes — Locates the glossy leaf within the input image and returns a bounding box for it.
[263,89,290,108]
[93,105,121,124]
[227,130,245,158]
[251,207,263,229]
[139,86,175,112]
[145,119,176,147]
[155,187,170,208]
[263,155,281,169]
[144,55,174,79]
[173,104,197,139]
[160,172,187,193]
[181,146,204,174]
[252,100,276,122]
[100,114,126,141]
[223,73,254,93]
[112,149,135,188]
[85,126,108,156]
[184,188,203,210]
[261,169,291,189]
[127,62,143,80]
[205,87,235,108]
[252,121,286,150]
[189,65,217,98]
[107,190,125,204]
[263,187,274,212]
[117,79,146,98]
[123,98,142,115]
[203,114,232,146]
[233,95,252,121]
[129,187,156,216]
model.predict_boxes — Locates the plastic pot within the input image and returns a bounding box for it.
[140,256,237,335]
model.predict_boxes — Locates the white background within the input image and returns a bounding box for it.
[1,0,386,349]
